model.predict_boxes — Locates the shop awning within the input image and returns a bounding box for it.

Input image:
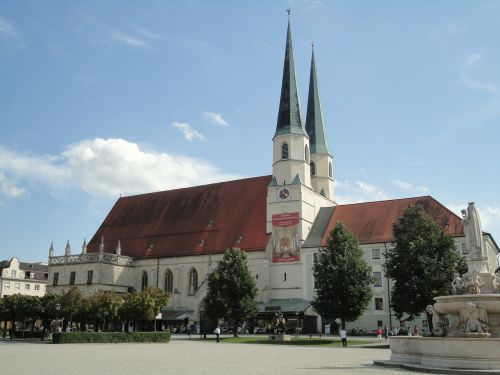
[257,299,310,314]
[160,307,193,321]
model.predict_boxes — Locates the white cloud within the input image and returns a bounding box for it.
[460,53,497,94]
[0,139,239,198]
[204,112,229,127]
[172,122,205,141]
[0,172,25,198]
[108,31,148,48]
[334,179,390,204]
[0,17,17,37]
[392,179,429,193]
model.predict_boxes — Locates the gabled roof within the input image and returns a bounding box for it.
[304,196,464,247]
[274,16,307,139]
[87,176,272,259]
[305,48,331,156]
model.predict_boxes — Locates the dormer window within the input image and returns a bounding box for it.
[281,143,289,159]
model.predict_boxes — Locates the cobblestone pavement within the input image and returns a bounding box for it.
[0,338,410,375]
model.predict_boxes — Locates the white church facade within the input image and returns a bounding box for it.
[47,17,499,334]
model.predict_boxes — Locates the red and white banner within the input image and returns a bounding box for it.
[271,212,300,263]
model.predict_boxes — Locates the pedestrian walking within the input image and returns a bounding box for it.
[339,328,348,348]
[413,326,419,336]
[214,325,221,342]
[383,325,388,340]
[376,327,383,342]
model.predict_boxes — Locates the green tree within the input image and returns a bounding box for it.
[385,204,467,322]
[61,287,83,330]
[205,248,258,337]
[39,293,61,339]
[312,222,373,329]
[0,298,8,338]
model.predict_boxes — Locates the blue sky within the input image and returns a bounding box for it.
[1,1,499,262]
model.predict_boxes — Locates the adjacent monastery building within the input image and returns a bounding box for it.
[47,17,499,334]
[0,258,48,298]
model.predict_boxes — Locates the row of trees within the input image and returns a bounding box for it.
[0,287,169,338]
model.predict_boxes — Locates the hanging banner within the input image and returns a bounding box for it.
[271,212,300,263]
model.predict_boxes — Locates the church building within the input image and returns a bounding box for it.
[47,16,499,334]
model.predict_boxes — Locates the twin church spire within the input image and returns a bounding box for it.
[272,14,333,201]
[274,15,330,157]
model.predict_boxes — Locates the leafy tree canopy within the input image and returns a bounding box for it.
[312,222,373,328]
[385,204,467,321]
[205,248,258,336]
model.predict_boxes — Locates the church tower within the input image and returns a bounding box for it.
[272,14,311,188]
[266,15,334,303]
[305,46,334,201]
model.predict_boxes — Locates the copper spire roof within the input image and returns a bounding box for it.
[86,176,272,259]
[274,14,307,139]
[305,46,331,156]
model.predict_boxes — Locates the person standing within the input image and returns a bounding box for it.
[376,327,383,342]
[339,328,347,348]
[214,325,221,343]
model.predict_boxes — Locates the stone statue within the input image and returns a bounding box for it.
[426,305,447,337]
[274,312,286,335]
[451,273,465,295]
[465,271,484,295]
[458,302,489,334]
[462,203,484,260]
[493,273,500,294]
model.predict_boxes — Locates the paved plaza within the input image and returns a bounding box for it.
[0,336,411,375]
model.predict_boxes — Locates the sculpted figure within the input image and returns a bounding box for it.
[465,272,484,295]
[493,274,500,293]
[459,303,489,334]
[426,305,447,337]
[451,273,465,295]
[462,203,484,260]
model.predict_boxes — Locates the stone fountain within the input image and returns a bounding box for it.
[377,203,500,372]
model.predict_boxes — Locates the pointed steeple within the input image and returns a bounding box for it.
[115,240,122,256]
[64,240,71,256]
[99,236,105,254]
[81,239,87,254]
[305,45,331,155]
[274,12,306,139]
[49,242,55,258]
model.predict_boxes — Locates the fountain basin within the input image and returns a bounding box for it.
[388,336,500,370]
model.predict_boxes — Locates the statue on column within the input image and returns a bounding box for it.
[461,202,485,261]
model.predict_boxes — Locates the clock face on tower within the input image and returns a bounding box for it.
[278,188,290,200]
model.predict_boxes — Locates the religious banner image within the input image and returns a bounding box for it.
[271,212,300,263]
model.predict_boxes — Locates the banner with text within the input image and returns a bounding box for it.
[271,212,300,263]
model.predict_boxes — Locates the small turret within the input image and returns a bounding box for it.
[115,240,121,256]
[81,239,87,254]
[99,236,105,254]
[64,240,71,256]
[49,242,55,258]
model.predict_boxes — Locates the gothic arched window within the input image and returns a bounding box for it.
[310,161,316,176]
[281,143,289,159]
[329,162,332,178]
[188,268,198,295]
[165,269,173,294]
[305,145,309,162]
[141,271,148,291]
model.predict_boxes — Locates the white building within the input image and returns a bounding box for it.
[47,17,499,334]
[0,257,48,298]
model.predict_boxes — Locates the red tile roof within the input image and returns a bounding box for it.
[322,196,464,246]
[87,176,272,259]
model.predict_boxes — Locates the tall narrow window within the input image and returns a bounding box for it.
[305,145,309,162]
[87,270,93,285]
[310,162,316,176]
[281,143,289,159]
[141,271,148,291]
[373,271,383,287]
[329,162,332,178]
[188,268,198,295]
[53,272,59,286]
[165,269,173,294]
[69,271,76,285]
[375,298,384,311]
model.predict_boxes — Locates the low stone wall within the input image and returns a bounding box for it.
[389,336,500,370]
